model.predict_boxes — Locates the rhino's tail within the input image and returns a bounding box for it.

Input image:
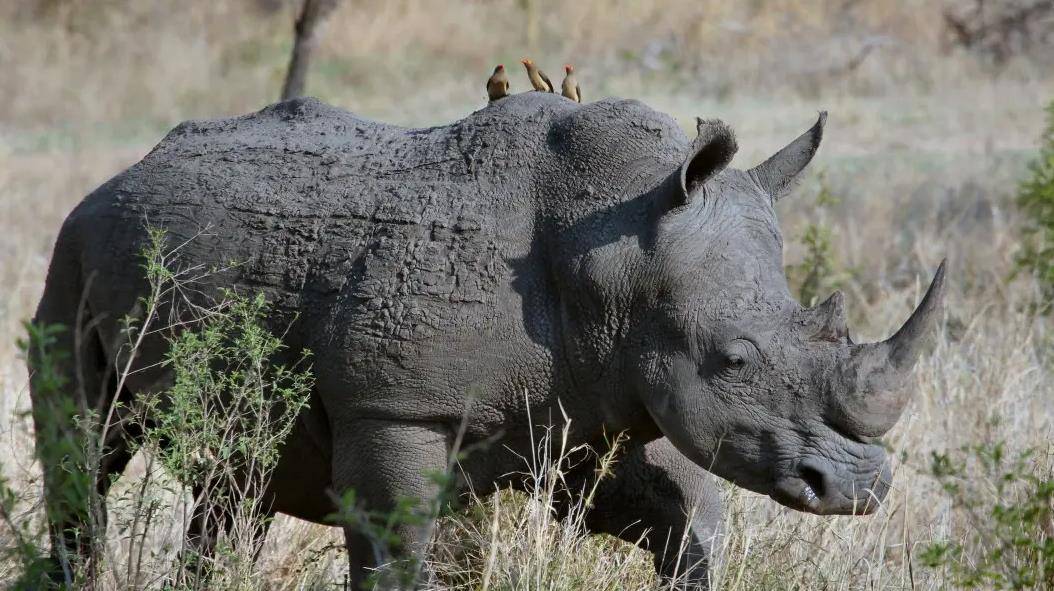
[28,224,136,583]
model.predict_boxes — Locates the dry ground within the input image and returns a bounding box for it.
[1,1,1053,589]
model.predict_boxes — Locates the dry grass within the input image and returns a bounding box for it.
[1,0,1053,589]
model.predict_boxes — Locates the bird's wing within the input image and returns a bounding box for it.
[576,83,581,102]
[504,79,510,92]
[540,71,554,92]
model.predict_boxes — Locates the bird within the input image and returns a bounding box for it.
[520,58,554,92]
[561,64,581,102]
[486,64,511,102]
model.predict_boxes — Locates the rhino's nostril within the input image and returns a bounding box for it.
[799,464,827,500]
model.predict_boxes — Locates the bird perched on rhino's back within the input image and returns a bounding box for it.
[521,58,553,92]
[561,64,581,102]
[486,64,510,102]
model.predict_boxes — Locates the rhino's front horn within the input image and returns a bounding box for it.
[830,261,946,438]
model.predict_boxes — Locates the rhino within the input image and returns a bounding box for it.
[30,92,945,588]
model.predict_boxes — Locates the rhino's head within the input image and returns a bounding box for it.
[608,114,945,515]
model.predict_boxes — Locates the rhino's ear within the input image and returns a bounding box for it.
[749,112,826,201]
[674,118,738,206]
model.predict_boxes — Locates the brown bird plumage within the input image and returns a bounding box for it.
[561,64,581,102]
[486,64,510,102]
[521,58,554,92]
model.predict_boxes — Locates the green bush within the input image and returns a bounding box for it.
[138,288,313,589]
[1015,100,1054,308]
[5,322,88,590]
[4,228,312,589]
[920,442,1054,589]
[787,171,851,306]
[145,290,312,486]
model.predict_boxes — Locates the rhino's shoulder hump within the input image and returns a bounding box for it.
[548,98,688,159]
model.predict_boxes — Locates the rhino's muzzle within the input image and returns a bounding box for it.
[772,456,892,515]
[829,261,947,439]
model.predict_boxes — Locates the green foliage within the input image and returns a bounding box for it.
[144,290,312,484]
[137,287,313,588]
[787,171,851,306]
[19,321,93,533]
[795,224,837,307]
[3,322,79,590]
[0,472,56,590]
[921,441,1054,589]
[1014,100,1054,309]
[132,231,313,588]
[10,320,99,590]
[4,227,314,589]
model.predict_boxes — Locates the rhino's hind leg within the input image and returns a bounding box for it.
[32,398,137,586]
[29,250,139,584]
[573,438,723,590]
[173,480,275,586]
[331,419,451,589]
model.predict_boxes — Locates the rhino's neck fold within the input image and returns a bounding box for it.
[542,194,662,434]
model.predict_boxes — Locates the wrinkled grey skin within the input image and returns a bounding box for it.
[31,92,944,588]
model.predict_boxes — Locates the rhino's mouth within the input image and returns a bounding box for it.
[771,455,890,515]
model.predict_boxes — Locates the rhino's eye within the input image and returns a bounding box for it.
[717,339,759,382]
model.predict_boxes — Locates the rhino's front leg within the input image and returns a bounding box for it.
[581,438,723,590]
[331,419,450,590]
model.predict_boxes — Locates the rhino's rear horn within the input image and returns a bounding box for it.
[749,112,826,201]
[809,290,849,342]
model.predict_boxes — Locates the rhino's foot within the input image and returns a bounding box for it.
[655,550,712,590]
[555,438,722,590]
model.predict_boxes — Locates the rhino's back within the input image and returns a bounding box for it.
[64,95,574,421]
[70,97,540,306]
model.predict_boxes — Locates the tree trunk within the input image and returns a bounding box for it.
[280,0,341,101]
